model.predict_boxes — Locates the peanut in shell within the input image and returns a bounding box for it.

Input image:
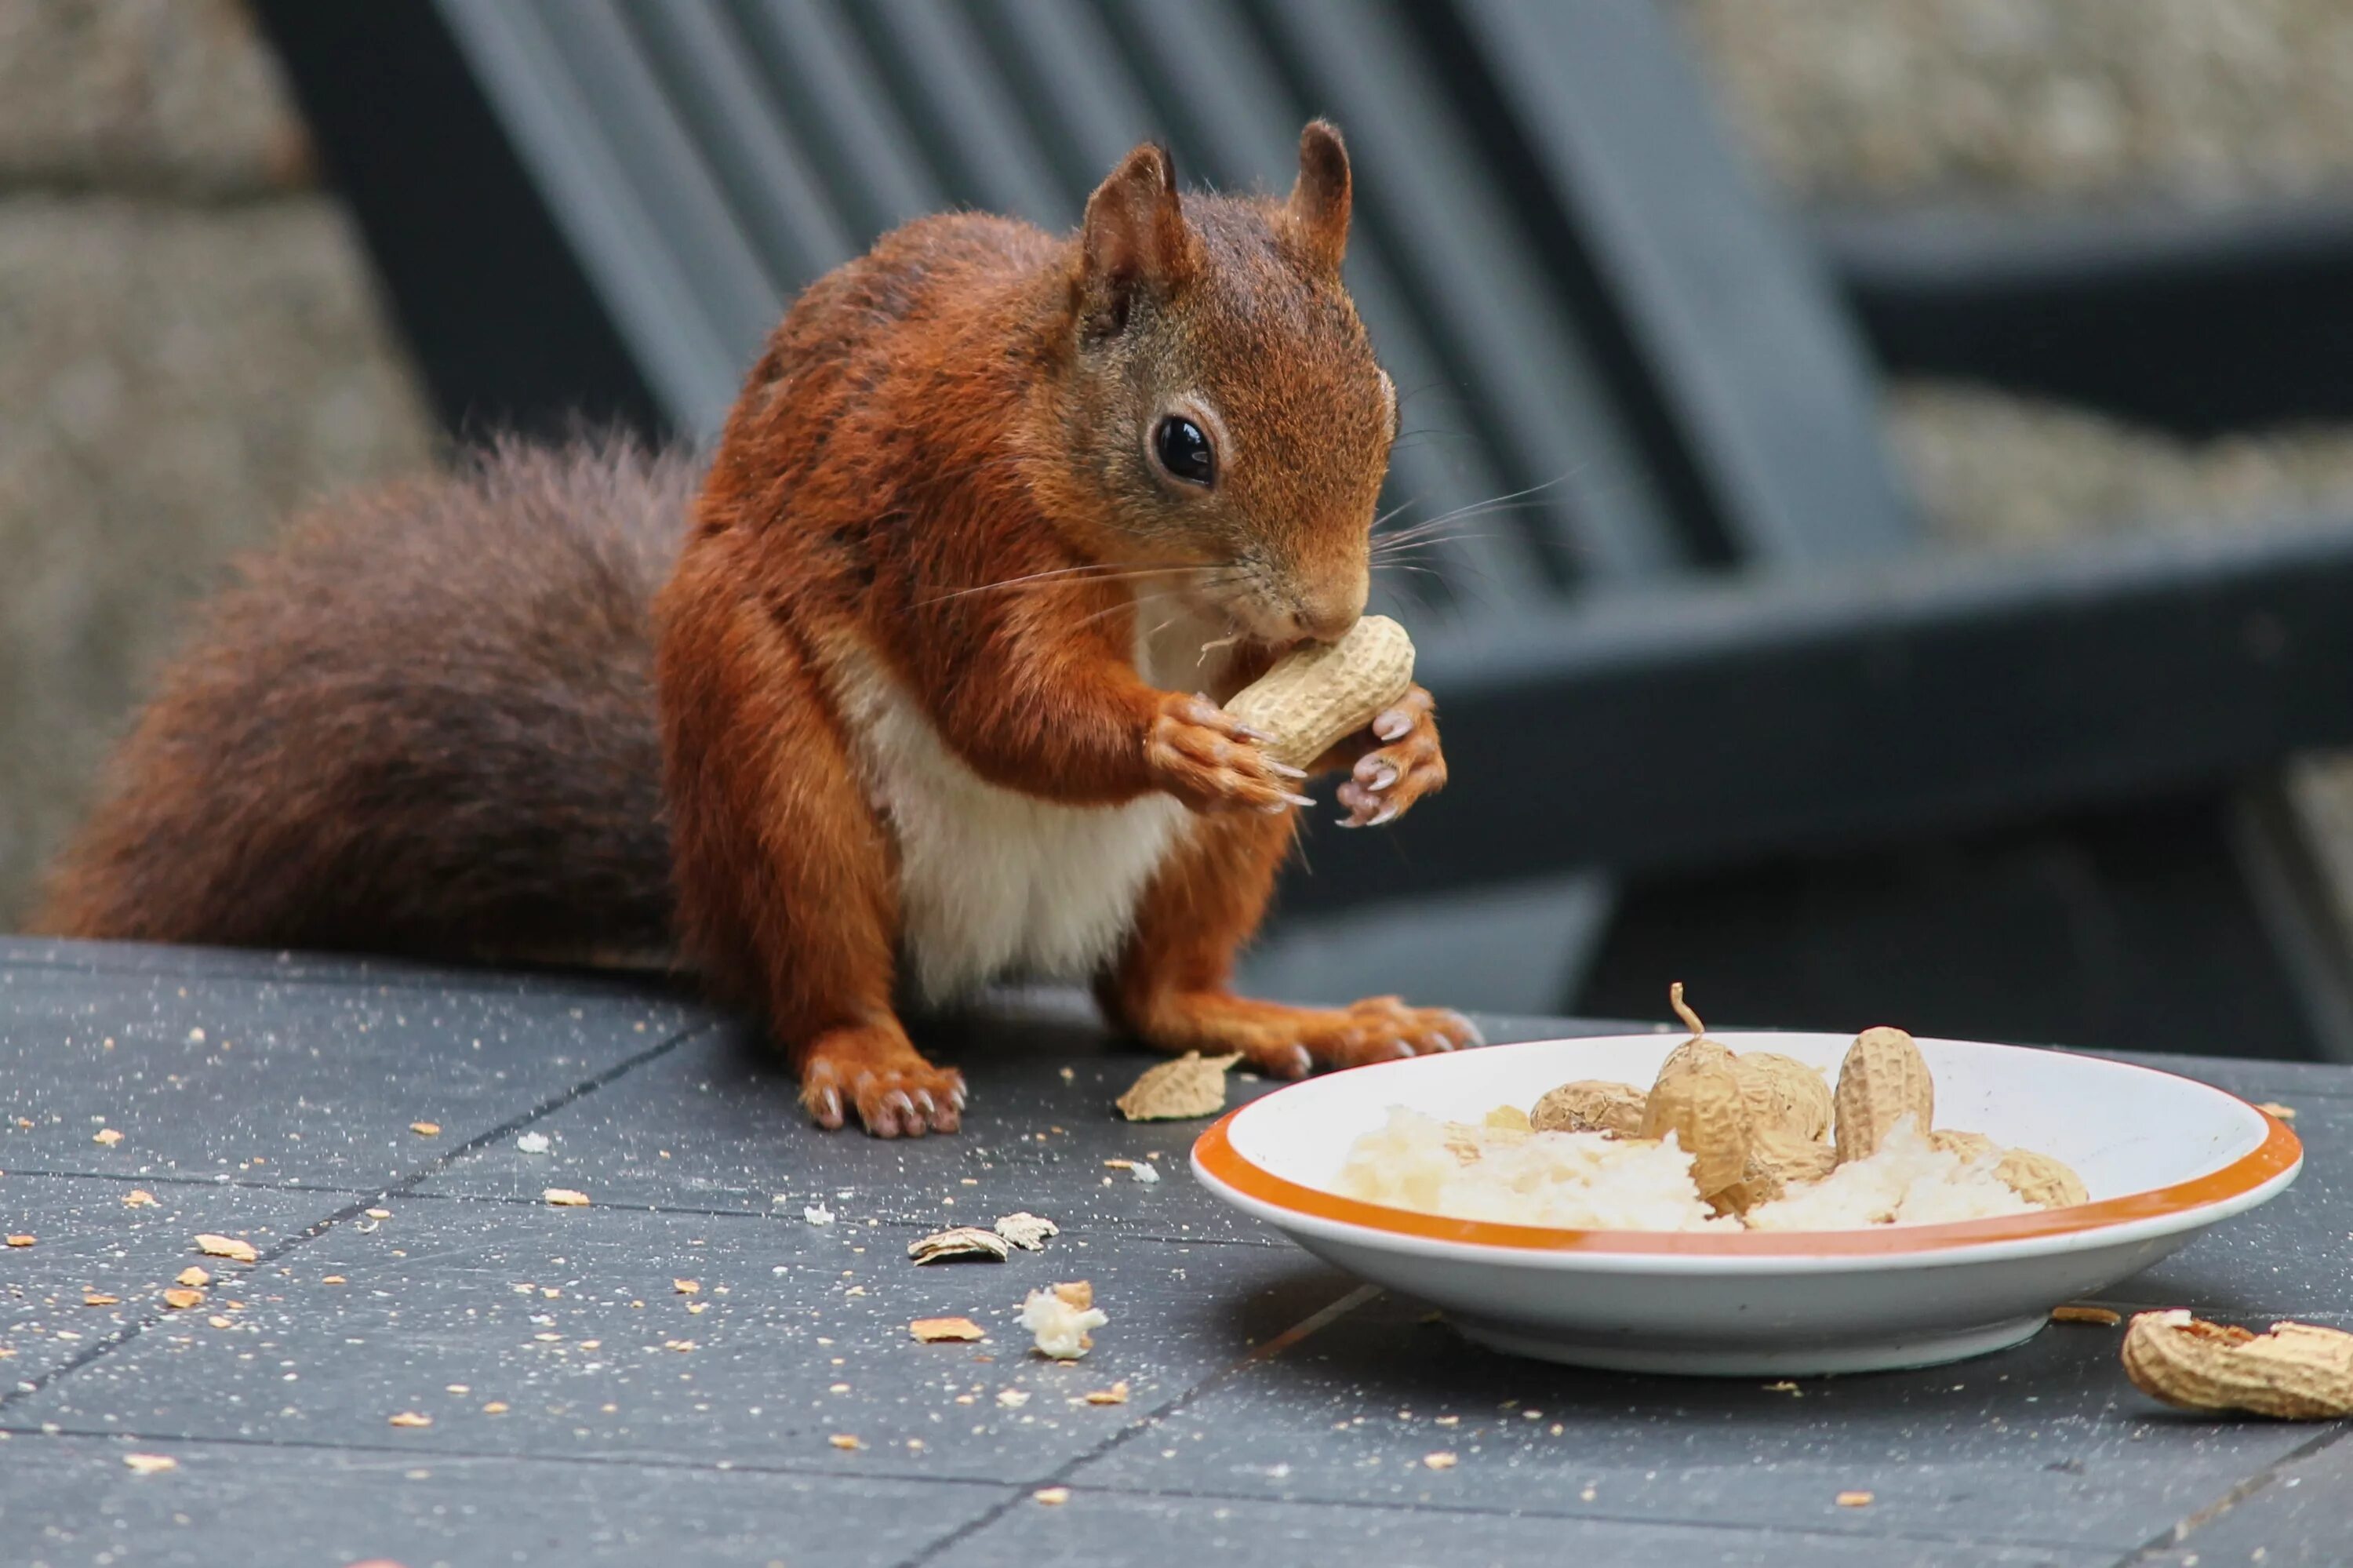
[1927,1130,1999,1164]
[1833,1026,1935,1165]
[1714,1126,1839,1214]
[1529,1080,1646,1138]
[1641,1052,1752,1199]
[2122,1310,2353,1420]
[1730,1053,1833,1141]
[1224,614,1415,769]
[1993,1148,2089,1210]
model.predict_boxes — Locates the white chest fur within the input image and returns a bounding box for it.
[820,606,1235,1004]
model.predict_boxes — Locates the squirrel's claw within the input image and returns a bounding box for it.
[1334,685,1446,828]
[1148,691,1315,815]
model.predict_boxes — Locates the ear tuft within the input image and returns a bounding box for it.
[1079,140,1196,332]
[1286,120,1351,275]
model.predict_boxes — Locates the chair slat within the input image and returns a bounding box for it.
[1255,0,1684,583]
[729,0,944,242]
[437,0,754,430]
[624,0,858,293]
[842,1,1075,227]
[1452,0,1918,565]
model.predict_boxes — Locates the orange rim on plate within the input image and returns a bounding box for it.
[1192,1107,2302,1257]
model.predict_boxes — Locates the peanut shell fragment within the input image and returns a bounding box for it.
[1224,613,1416,769]
[1116,1052,1241,1121]
[910,1316,987,1342]
[2122,1310,2353,1420]
[907,1227,1010,1265]
[1832,1027,1934,1165]
[1529,1080,1646,1138]
[2050,1304,2121,1326]
[993,1212,1059,1250]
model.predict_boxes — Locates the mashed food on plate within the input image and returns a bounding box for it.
[1333,988,2085,1234]
[1340,1107,1735,1231]
[1337,1110,2031,1231]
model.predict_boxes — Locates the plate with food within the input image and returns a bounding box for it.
[1191,988,2300,1375]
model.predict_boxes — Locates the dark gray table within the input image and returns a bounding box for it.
[2,935,2346,1567]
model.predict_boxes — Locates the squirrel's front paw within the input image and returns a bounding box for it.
[1336,685,1446,828]
[1146,692,1314,815]
[798,1026,966,1137]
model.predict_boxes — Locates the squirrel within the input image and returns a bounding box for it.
[38,122,1479,1136]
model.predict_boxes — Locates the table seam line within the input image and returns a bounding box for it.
[2107,1417,2353,1565]
[0,1017,714,1414]
[0,951,696,1004]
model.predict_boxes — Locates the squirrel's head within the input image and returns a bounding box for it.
[1054,122,1392,648]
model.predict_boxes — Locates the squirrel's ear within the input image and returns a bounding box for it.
[1079,141,1198,331]
[1286,119,1351,275]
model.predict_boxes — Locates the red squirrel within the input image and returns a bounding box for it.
[40,123,1478,1136]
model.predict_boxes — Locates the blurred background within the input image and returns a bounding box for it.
[12,0,2353,1057]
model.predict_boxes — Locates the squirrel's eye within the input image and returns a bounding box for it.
[1152,416,1216,487]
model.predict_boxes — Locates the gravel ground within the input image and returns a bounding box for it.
[1676,0,2353,205]
[1889,381,2353,548]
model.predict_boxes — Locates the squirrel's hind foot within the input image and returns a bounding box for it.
[798,1025,966,1137]
[1122,991,1482,1076]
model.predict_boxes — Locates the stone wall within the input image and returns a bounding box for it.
[0,0,436,926]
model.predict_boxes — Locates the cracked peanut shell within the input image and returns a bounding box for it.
[2122,1310,2353,1420]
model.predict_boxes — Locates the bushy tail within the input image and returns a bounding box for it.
[36,435,698,962]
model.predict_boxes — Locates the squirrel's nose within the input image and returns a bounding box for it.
[1291,593,1364,646]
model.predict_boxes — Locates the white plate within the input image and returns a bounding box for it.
[1191,1032,2300,1376]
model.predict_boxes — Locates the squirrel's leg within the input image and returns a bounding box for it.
[660,588,963,1139]
[1097,810,1482,1076]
